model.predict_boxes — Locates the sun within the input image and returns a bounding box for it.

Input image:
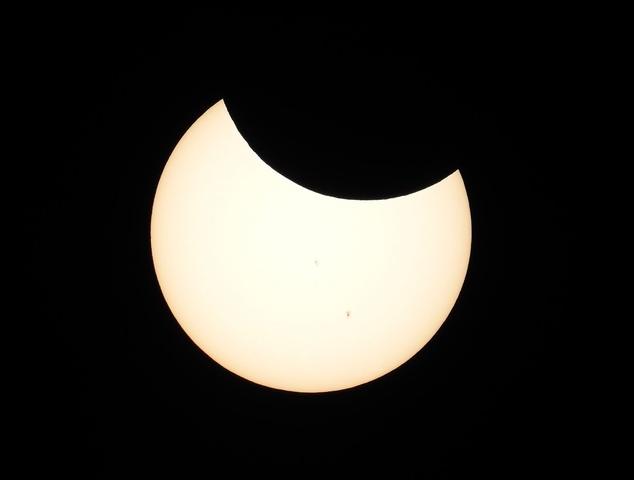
[151,100,471,392]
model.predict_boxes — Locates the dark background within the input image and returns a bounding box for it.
[25,11,576,476]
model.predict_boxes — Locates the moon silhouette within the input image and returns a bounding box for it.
[151,100,471,392]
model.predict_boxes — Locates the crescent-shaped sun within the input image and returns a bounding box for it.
[151,99,471,393]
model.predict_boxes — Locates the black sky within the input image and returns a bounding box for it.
[22,10,578,476]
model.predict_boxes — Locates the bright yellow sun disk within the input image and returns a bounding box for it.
[151,100,471,392]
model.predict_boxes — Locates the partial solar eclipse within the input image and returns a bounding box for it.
[151,100,471,392]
